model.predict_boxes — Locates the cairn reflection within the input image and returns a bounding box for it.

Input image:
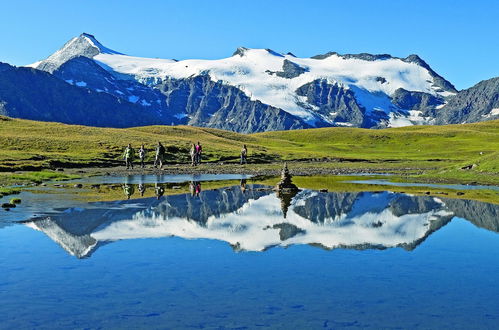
[23,183,499,258]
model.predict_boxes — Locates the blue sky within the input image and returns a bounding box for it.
[1,0,498,90]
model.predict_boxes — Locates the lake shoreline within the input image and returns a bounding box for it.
[2,160,498,186]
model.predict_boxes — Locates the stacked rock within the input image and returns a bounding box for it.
[274,163,300,218]
[274,163,299,191]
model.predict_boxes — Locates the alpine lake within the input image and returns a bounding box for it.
[1,172,499,329]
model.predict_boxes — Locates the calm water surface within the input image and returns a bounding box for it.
[1,175,499,329]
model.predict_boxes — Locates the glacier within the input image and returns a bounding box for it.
[25,33,473,132]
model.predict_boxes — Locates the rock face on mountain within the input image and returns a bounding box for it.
[443,197,499,232]
[292,191,361,222]
[433,77,499,124]
[0,33,493,132]
[0,62,168,127]
[53,56,167,113]
[141,185,271,223]
[157,76,311,132]
[295,79,367,127]
[391,88,445,112]
[35,33,121,73]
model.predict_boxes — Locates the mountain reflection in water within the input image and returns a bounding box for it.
[23,183,499,258]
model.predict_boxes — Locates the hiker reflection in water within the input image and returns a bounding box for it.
[155,183,165,200]
[138,183,146,196]
[189,181,195,196]
[240,179,247,192]
[122,183,135,200]
[190,181,202,197]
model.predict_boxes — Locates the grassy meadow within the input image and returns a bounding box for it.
[0,116,498,186]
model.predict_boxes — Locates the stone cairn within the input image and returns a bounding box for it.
[274,163,299,218]
[274,163,299,192]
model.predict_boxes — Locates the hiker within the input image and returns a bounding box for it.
[154,142,166,169]
[138,145,146,168]
[240,178,247,192]
[190,143,197,166]
[240,144,248,165]
[123,144,135,170]
[195,141,203,165]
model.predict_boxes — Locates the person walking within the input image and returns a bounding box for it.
[123,144,135,170]
[240,144,248,165]
[138,144,146,168]
[195,141,203,165]
[154,142,166,169]
[190,143,197,166]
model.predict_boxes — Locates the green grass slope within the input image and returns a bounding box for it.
[0,116,497,184]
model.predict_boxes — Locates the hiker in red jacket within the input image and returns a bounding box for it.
[195,141,203,165]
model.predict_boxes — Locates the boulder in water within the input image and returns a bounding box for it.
[1,203,16,209]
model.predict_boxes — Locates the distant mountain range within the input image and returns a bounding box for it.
[0,33,498,132]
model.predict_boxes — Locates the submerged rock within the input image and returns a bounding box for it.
[1,203,16,209]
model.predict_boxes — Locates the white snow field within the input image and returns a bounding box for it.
[30,33,457,127]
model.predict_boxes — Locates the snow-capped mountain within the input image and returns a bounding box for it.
[22,185,499,258]
[19,33,498,131]
[0,62,167,127]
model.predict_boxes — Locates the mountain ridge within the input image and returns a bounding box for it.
[0,33,496,132]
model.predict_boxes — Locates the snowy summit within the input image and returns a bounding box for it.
[26,33,487,132]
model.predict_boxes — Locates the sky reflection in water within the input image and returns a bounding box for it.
[1,177,499,329]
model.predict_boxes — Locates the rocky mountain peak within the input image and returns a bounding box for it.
[33,33,120,73]
[232,47,249,57]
